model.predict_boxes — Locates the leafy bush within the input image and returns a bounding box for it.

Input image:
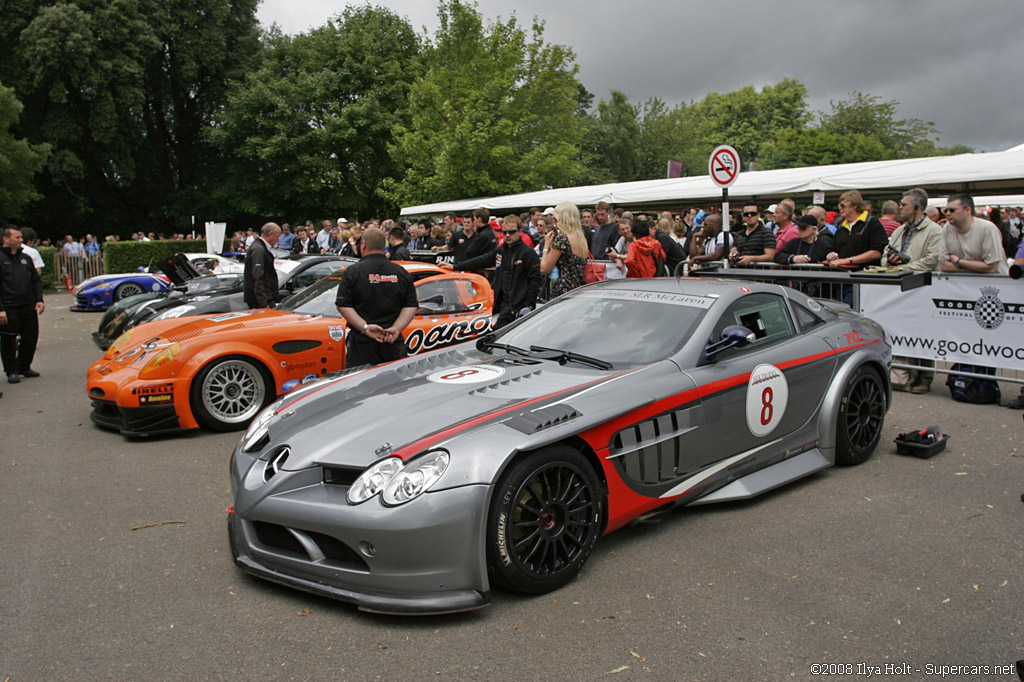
[37,246,57,292]
[103,240,226,274]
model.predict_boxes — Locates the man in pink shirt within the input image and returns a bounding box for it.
[773,203,800,249]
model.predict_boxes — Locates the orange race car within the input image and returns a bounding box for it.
[87,263,493,436]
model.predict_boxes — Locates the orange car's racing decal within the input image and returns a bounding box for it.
[405,315,492,355]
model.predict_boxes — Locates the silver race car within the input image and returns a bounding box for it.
[228,278,891,614]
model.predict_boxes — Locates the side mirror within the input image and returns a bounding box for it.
[699,325,756,365]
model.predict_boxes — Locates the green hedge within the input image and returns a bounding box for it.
[102,239,228,274]
[38,246,57,292]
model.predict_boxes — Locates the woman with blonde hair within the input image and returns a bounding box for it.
[541,202,589,298]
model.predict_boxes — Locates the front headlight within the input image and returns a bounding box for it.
[106,329,135,357]
[348,458,404,504]
[382,451,449,505]
[347,451,450,506]
[154,305,196,321]
[241,405,278,452]
[139,343,180,377]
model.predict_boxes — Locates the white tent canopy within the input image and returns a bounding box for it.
[400,149,1024,216]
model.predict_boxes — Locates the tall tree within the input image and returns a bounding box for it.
[0,0,261,235]
[0,82,50,218]
[693,78,811,170]
[819,92,942,158]
[757,128,890,169]
[212,6,421,220]
[637,98,701,179]
[386,0,582,206]
[589,90,641,182]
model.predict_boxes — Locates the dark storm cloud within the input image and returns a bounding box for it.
[258,0,1022,152]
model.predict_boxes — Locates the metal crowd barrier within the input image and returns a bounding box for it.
[55,252,104,287]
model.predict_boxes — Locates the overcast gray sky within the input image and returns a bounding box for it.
[257,0,1022,153]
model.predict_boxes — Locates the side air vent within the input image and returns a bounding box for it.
[504,404,582,434]
[272,339,323,354]
[263,447,290,481]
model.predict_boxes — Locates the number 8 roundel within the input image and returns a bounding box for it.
[745,364,788,437]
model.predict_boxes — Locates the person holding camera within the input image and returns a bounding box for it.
[731,204,776,265]
[884,188,942,272]
[885,188,943,394]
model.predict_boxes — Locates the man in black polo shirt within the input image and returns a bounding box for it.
[446,215,542,329]
[335,227,418,367]
[729,204,776,265]
[445,208,494,276]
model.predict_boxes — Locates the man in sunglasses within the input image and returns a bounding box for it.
[445,215,542,329]
[938,194,1008,274]
[729,204,776,265]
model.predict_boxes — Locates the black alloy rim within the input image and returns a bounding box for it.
[846,377,884,449]
[509,462,596,577]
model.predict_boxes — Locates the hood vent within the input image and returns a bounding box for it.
[395,349,467,379]
[504,404,582,434]
[165,325,205,343]
[468,369,579,400]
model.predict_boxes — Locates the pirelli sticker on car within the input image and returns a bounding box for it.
[427,365,506,384]
[746,364,788,437]
[572,289,715,308]
[134,383,174,405]
[328,325,345,342]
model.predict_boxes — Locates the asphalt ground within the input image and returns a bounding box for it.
[2,293,1022,681]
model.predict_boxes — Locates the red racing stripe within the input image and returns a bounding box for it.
[390,370,641,460]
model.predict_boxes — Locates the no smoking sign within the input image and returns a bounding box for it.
[708,145,740,188]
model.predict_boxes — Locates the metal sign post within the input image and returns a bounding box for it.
[709,145,741,269]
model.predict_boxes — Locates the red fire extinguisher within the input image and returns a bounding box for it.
[64,274,73,291]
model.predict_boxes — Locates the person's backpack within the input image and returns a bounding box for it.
[945,364,1001,404]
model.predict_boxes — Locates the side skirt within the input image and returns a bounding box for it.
[684,448,831,506]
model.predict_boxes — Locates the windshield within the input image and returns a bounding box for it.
[492,288,711,367]
[273,259,302,278]
[279,275,344,317]
[185,274,241,293]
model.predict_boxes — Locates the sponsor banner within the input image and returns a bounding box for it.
[860,275,1024,370]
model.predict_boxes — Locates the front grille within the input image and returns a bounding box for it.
[252,520,305,555]
[89,399,181,436]
[322,465,360,487]
[250,520,369,571]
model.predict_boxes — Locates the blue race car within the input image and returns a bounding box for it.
[72,272,172,311]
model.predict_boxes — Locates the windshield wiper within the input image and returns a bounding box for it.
[528,345,613,370]
[476,337,531,357]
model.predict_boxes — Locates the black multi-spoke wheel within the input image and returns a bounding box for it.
[835,366,886,465]
[487,447,602,594]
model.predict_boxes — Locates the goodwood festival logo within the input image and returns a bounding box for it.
[973,286,1005,330]
[932,286,1021,328]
